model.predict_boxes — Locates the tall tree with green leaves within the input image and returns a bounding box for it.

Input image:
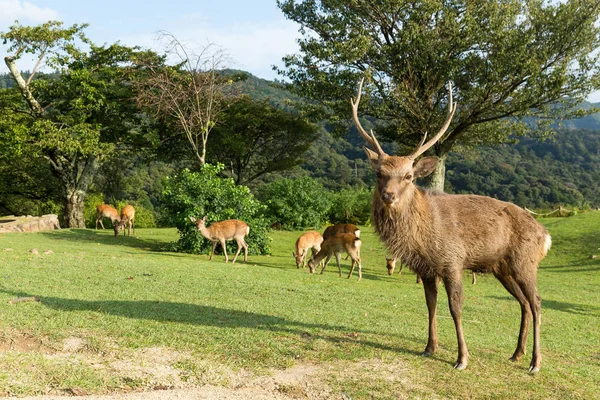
[208,96,319,185]
[277,0,600,189]
[1,21,152,227]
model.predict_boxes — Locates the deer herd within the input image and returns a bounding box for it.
[92,78,551,374]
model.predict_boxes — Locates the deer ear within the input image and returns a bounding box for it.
[364,147,380,168]
[413,156,439,178]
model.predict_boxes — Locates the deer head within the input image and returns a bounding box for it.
[351,79,456,207]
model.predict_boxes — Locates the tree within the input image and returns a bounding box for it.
[276,0,600,189]
[1,21,151,227]
[134,32,234,168]
[208,96,319,185]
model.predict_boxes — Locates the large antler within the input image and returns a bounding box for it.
[350,78,386,155]
[407,82,457,160]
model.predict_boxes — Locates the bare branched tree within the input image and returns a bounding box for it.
[135,32,232,166]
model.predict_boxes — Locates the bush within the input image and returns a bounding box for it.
[161,164,270,255]
[257,176,331,229]
[327,187,373,225]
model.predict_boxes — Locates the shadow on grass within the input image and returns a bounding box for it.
[40,228,171,252]
[1,288,422,356]
[488,295,600,316]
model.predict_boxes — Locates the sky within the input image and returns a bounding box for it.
[1,0,599,102]
[0,0,301,80]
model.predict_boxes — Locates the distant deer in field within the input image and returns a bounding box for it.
[292,231,324,268]
[386,257,422,283]
[352,79,551,373]
[307,233,362,280]
[117,205,135,236]
[323,223,360,240]
[189,216,249,263]
[95,204,120,236]
[387,258,476,284]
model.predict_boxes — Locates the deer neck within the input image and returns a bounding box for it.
[373,186,436,261]
[198,226,214,240]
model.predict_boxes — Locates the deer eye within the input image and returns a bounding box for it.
[376,171,382,179]
[405,174,413,181]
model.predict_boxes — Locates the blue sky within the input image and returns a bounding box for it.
[0,0,300,80]
[1,0,599,101]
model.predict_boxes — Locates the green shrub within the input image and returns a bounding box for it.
[256,176,331,229]
[161,164,270,255]
[327,187,373,225]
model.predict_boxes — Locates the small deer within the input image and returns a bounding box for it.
[386,257,422,283]
[95,204,120,230]
[323,223,360,240]
[189,216,249,263]
[116,205,135,236]
[352,79,551,373]
[307,233,362,280]
[292,231,324,268]
[387,258,476,284]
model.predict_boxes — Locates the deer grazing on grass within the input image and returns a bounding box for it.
[387,258,476,284]
[95,204,121,236]
[292,231,324,268]
[323,223,360,240]
[352,79,551,373]
[307,233,362,280]
[189,216,249,264]
[117,205,135,236]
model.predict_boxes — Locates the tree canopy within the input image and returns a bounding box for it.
[276,0,600,188]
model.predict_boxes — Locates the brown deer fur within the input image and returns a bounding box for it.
[352,79,551,373]
[116,205,135,237]
[307,233,362,280]
[323,223,360,240]
[190,216,250,264]
[293,231,324,268]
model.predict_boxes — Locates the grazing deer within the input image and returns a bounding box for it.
[352,79,551,373]
[386,257,422,283]
[117,205,135,236]
[189,216,249,264]
[323,223,360,240]
[292,231,324,268]
[307,233,362,280]
[95,204,120,234]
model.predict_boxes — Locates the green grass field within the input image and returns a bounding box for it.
[1,212,599,399]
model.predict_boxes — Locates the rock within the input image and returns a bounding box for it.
[43,250,54,255]
[0,214,60,233]
[29,248,39,255]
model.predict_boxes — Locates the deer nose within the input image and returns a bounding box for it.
[382,191,396,204]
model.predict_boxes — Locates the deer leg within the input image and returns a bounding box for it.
[335,252,342,277]
[220,239,228,263]
[417,275,423,284]
[347,257,355,279]
[320,255,332,274]
[514,275,542,373]
[242,238,248,263]
[209,241,217,261]
[494,273,531,363]
[232,238,243,264]
[443,274,469,370]
[421,276,439,357]
[472,271,477,285]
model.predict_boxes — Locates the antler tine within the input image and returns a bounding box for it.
[351,78,385,155]
[408,82,457,160]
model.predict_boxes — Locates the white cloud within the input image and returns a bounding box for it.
[0,0,60,24]
[119,20,301,81]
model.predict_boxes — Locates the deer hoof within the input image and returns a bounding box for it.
[421,350,434,358]
[454,362,467,370]
[528,366,540,374]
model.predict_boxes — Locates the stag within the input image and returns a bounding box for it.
[351,79,551,373]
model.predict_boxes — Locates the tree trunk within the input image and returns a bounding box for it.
[421,153,447,191]
[64,188,86,228]
[50,154,100,228]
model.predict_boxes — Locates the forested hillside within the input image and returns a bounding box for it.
[2,71,600,222]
